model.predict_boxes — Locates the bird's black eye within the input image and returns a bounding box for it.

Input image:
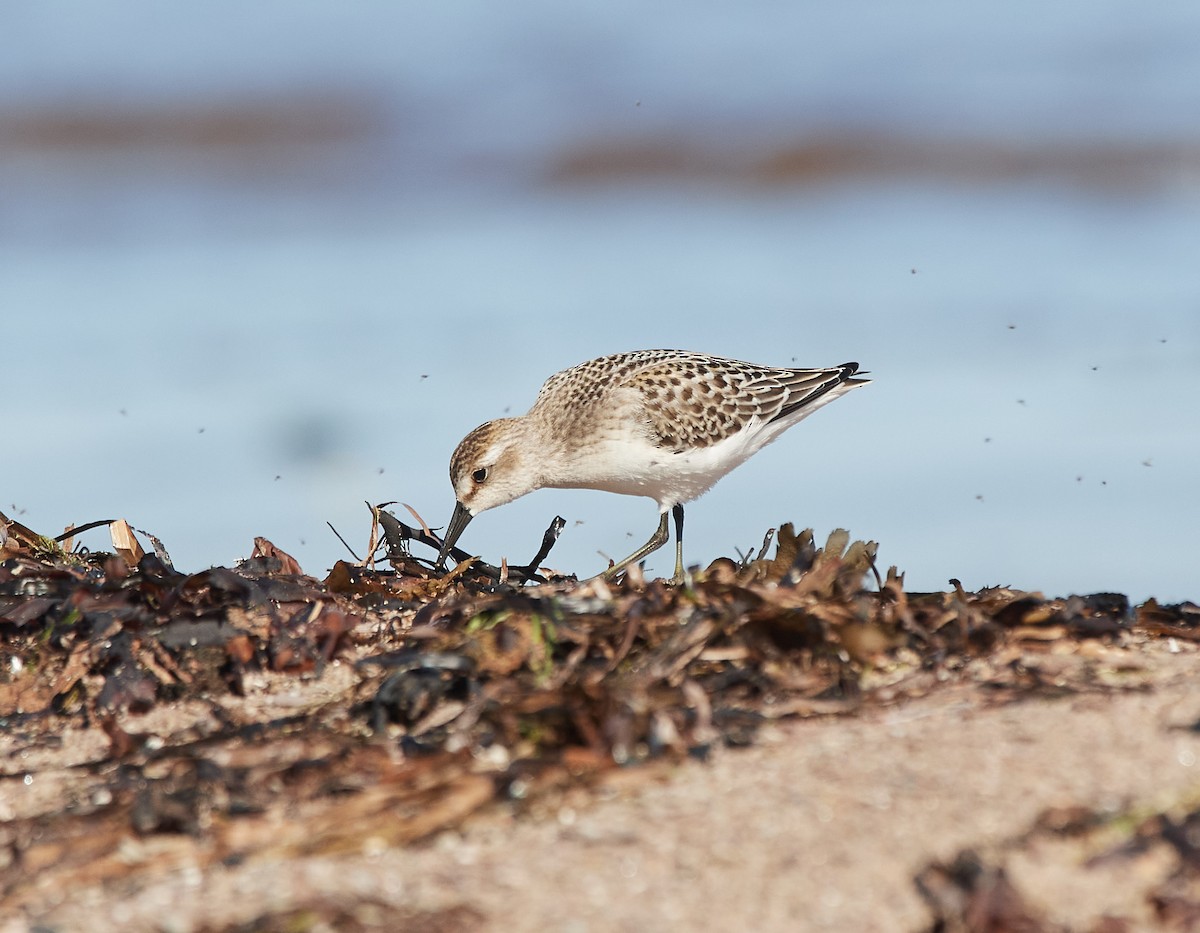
[473,467,488,483]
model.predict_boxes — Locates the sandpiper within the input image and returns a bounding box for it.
[435,350,869,581]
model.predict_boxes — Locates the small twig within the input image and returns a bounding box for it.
[362,501,381,569]
[54,518,115,542]
[400,502,434,539]
[327,521,361,562]
[867,551,884,594]
[516,515,566,583]
[134,527,175,570]
[756,527,776,562]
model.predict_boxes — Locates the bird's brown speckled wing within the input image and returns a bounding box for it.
[622,353,858,451]
[532,351,859,451]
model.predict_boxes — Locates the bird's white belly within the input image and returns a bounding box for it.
[547,427,769,507]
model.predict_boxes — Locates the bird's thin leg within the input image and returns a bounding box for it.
[599,511,670,580]
[670,503,686,584]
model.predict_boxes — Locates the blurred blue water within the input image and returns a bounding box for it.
[2,2,1198,601]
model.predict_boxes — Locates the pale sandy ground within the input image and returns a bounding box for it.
[10,643,1200,933]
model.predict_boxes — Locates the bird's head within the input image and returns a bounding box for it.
[435,418,538,567]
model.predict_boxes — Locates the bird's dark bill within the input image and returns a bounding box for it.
[436,500,474,568]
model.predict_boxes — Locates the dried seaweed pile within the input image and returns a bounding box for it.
[1,508,1197,916]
